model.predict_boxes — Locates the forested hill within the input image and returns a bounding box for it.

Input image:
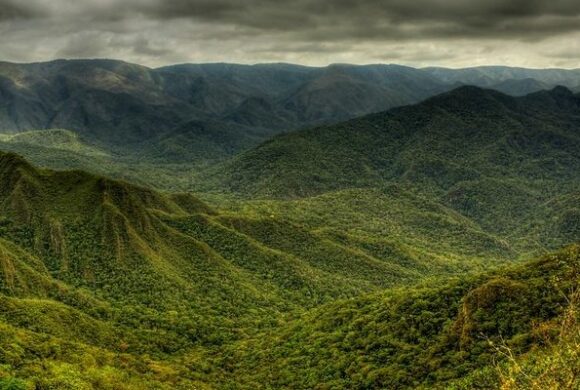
[211,245,579,389]
[0,150,577,390]
[1,60,579,169]
[0,61,578,388]
[189,86,580,268]
[0,60,449,150]
[0,150,524,348]
[201,85,580,198]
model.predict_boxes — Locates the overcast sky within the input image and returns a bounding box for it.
[1,0,579,68]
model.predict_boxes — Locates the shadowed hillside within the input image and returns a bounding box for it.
[201,86,580,197]
[0,60,448,153]
[1,60,579,177]
[199,87,580,256]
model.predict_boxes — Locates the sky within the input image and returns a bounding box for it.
[1,0,579,69]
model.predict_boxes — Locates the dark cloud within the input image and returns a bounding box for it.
[0,0,578,67]
[8,1,580,38]
[0,0,44,20]
[250,43,350,54]
[135,0,580,39]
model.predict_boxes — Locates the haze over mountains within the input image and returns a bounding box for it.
[0,59,578,389]
[1,60,579,171]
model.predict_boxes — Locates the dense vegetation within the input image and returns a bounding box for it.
[1,60,579,179]
[0,220,577,388]
[0,60,453,160]
[0,149,576,388]
[209,245,579,389]
[198,87,580,259]
[200,86,580,197]
[0,79,578,388]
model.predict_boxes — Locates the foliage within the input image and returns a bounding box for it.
[202,245,578,389]
[495,289,579,390]
[0,84,578,388]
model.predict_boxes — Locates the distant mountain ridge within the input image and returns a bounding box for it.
[423,65,580,91]
[0,60,447,145]
[0,59,579,170]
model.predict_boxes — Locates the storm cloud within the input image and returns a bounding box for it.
[0,0,579,67]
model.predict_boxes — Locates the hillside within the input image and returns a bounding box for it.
[0,152,386,311]
[0,66,578,388]
[1,213,577,389]
[1,60,579,179]
[0,150,527,341]
[0,60,447,153]
[209,245,579,389]
[199,87,580,252]
[201,86,580,196]
[0,149,526,307]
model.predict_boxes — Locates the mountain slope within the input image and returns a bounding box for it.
[0,133,576,388]
[0,151,518,348]
[201,86,580,197]
[2,60,579,180]
[198,86,580,259]
[193,245,580,389]
[0,152,576,389]
[1,242,576,389]
[0,60,446,148]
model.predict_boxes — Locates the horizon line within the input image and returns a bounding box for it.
[1,58,579,72]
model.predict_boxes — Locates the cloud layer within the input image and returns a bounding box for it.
[1,0,579,67]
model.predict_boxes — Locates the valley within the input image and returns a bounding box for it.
[0,60,578,389]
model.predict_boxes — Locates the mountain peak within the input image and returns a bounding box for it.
[549,85,574,96]
[523,85,579,109]
[417,84,513,113]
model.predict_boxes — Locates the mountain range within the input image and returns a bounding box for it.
[198,84,580,269]
[0,59,578,389]
[0,148,577,389]
[1,60,579,176]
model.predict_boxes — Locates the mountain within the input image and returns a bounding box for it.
[0,150,419,388]
[201,86,580,195]
[1,60,579,186]
[278,64,448,123]
[0,151,403,309]
[0,149,525,347]
[0,61,579,388]
[1,172,577,389]
[0,60,446,150]
[211,245,579,389]
[0,149,524,308]
[199,87,580,256]
[423,66,580,92]
[0,59,192,143]
[0,149,575,389]
[0,120,575,388]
